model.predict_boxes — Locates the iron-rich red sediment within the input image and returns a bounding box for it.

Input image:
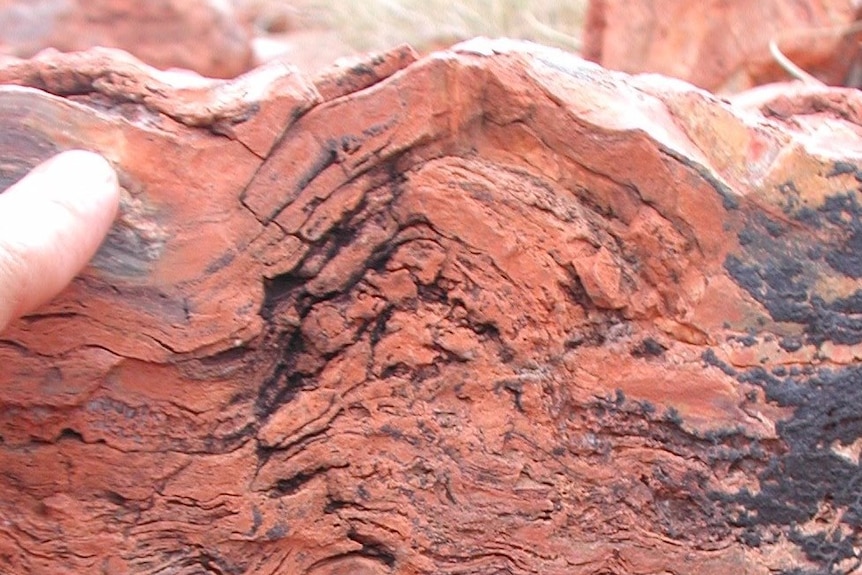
[2,39,862,574]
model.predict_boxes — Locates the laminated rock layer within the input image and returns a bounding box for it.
[1,39,862,574]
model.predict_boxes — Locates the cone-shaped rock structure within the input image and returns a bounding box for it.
[2,39,862,574]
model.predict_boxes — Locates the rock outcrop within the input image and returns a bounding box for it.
[584,0,862,92]
[0,0,253,78]
[2,39,862,574]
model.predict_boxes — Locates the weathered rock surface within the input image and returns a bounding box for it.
[0,0,253,78]
[2,39,862,574]
[584,0,862,92]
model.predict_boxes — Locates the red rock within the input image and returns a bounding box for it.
[1,38,862,574]
[252,30,359,76]
[584,0,862,92]
[230,0,361,75]
[0,0,253,78]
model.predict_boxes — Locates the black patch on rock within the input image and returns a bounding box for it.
[713,364,862,574]
[631,337,667,358]
[724,189,862,346]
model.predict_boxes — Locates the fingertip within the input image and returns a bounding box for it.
[34,150,121,223]
[0,150,121,331]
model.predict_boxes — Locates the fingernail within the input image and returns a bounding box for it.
[47,150,118,187]
[35,150,120,220]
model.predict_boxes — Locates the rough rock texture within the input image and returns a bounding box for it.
[2,39,862,574]
[584,0,862,92]
[0,0,253,78]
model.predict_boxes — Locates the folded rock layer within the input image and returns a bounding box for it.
[1,39,862,574]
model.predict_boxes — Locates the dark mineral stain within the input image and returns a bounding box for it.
[712,182,862,572]
[826,161,861,179]
[821,194,862,279]
[0,120,59,192]
[724,189,862,346]
[631,337,667,358]
[713,364,862,574]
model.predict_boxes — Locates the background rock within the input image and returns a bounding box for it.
[251,30,358,75]
[583,0,862,92]
[2,39,862,574]
[0,0,253,78]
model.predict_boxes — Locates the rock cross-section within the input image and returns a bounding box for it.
[1,39,862,575]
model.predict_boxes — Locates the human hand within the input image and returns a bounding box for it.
[0,151,120,331]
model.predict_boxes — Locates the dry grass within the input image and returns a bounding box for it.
[239,0,587,54]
